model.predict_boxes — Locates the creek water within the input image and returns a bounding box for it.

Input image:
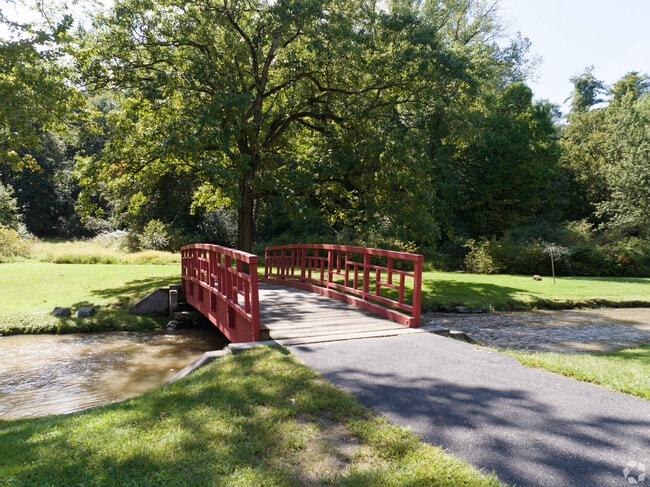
[0,328,228,419]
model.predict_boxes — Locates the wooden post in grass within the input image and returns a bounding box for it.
[543,243,568,284]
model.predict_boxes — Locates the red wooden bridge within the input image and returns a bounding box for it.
[181,243,424,344]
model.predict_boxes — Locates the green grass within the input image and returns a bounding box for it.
[267,266,650,311]
[0,261,180,335]
[31,240,180,265]
[422,272,650,311]
[1,262,179,313]
[0,347,501,486]
[506,346,650,400]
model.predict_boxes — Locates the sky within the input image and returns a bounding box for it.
[500,0,650,111]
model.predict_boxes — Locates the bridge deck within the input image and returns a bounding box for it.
[258,284,423,345]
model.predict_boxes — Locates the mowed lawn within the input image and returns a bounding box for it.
[4,261,650,317]
[2,262,180,314]
[421,272,650,310]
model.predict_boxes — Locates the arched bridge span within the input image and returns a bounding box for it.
[181,243,423,344]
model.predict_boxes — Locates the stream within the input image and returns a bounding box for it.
[0,328,228,419]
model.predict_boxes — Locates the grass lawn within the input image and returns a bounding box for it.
[506,346,650,400]
[2,262,180,313]
[0,347,501,486]
[421,272,650,311]
[0,261,180,335]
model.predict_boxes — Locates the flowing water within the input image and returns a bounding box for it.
[0,328,228,419]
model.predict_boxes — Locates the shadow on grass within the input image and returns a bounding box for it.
[599,345,650,365]
[0,308,163,336]
[422,278,533,310]
[0,347,498,486]
[91,276,180,309]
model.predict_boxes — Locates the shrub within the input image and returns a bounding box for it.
[605,237,650,276]
[0,182,21,228]
[92,230,130,250]
[0,225,34,260]
[463,239,502,274]
[139,219,171,251]
[569,243,614,276]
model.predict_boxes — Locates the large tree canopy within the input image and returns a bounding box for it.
[78,0,468,251]
[0,5,84,183]
[561,71,650,238]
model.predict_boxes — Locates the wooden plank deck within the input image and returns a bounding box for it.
[258,283,423,345]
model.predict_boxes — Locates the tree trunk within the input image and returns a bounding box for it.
[237,172,255,253]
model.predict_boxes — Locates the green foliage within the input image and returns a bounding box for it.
[561,72,650,244]
[610,72,650,102]
[0,224,33,260]
[138,219,171,251]
[605,237,650,275]
[450,83,563,238]
[198,208,238,247]
[568,66,606,113]
[463,239,502,274]
[0,181,20,228]
[3,0,648,279]
[78,0,465,251]
[596,91,650,237]
[0,4,87,182]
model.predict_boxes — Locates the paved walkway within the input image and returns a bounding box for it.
[250,286,650,485]
[289,333,650,487]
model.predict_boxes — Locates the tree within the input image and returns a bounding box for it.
[568,66,606,113]
[451,83,562,237]
[407,0,542,241]
[0,2,93,237]
[561,72,650,239]
[77,0,466,251]
[610,71,650,103]
[559,107,609,222]
[597,92,650,237]
[0,181,21,228]
[0,3,85,184]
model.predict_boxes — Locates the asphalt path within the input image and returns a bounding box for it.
[289,333,650,487]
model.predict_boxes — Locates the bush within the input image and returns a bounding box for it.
[0,182,21,228]
[0,225,34,260]
[605,238,650,277]
[138,220,170,251]
[92,230,130,250]
[463,239,502,274]
[569,243,614,276]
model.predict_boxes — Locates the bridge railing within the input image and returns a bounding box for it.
[264,244,424,327]
[181,243,260,343]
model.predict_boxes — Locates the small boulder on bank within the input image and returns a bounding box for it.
[76,306,96,318]
[52,307,71,317]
